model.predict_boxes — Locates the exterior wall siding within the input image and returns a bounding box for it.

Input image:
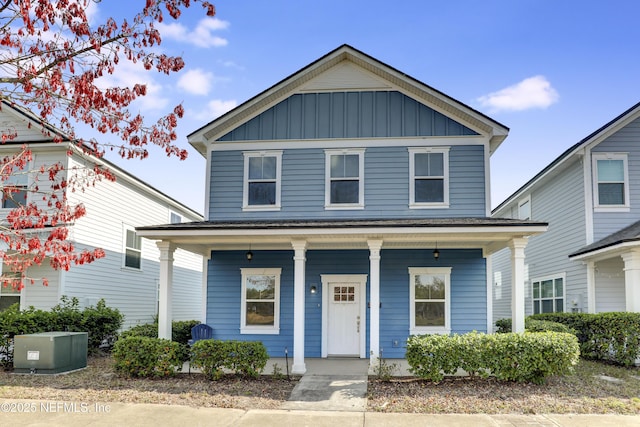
[594,257,625,312]
[592,117,640,240]
[209,145,486,220]
[206,249,486,358]
[490,247,512,327]
[219,92,478,142]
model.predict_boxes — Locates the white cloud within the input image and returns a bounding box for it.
[194,99,238,121]
[177,69,214,95]
[157,18,229,48]
[476,76,559,112]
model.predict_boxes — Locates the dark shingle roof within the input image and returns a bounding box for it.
[570,219,640,258]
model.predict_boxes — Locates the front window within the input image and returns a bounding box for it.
[409,267,451,334]
[240,268,281,334]
[243,151,282,210]
[409,147,449,208]
[123,226,142,270]
[325,149,365,209]
[532,276,564,314]
[593,153,629,209]
[1,166,30,209]
[0,271,21,311]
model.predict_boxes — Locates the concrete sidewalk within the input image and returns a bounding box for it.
[1,401,639,427]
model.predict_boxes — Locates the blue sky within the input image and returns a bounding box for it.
[94,1,640,214]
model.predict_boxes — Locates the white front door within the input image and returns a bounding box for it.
[322,275,367,358]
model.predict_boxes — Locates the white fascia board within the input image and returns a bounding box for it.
[569,240,640,262]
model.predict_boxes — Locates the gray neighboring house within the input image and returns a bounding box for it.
[491,101,640,327]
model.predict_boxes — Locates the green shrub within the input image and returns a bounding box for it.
[191,339,268,380]
[406,331,580,384]
[120,323,157,339]
[120,320,200,345]
[112,336,183,378]
[495,317,577,335]
[530,312,640,366]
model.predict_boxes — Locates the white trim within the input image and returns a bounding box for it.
[324,148,365,209]
[204,149,212,220]
[586,261,596,313]
[320,274,368,358]
[210,136,487,152]
[591,152,630,212]
[531,272,566,314]
[583,147,594,244]
[242,150,283,211]
[485,252,493,333]
[408,147,450,209]
[240,267,281,335]
[408,267,452,335]
[484,142,492,217]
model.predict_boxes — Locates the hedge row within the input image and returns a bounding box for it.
[529,312,640,366]
[495,317,577,335]
[112,336,184,378]
[191,339,269,379]
[0,296,123,368]
[120,320,201,346]
[406,331,580,384]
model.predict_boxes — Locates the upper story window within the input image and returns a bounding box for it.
[240,268,281,335]
[409,267,451,335]
[532,275,564,314]
[409,147,449,208]
[325,149,365,209]
[518,196,531,220]
[170,212,182,224]
[243,151,282,211]
[593,153,629,211]
[123,225,142,270]
[1,165,30,209]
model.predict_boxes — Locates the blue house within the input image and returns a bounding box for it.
[138,45,546,373]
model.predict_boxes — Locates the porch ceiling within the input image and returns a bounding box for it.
[137,218,547,257]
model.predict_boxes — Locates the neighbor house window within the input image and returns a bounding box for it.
[518,196,531,220]
[241,268,281,334]
[409,267,451,334]
[1,165,30,209]
[532,275,564,314]
[170,212,182,223]
[0,271,21,311]
[593,153,629,210]
[325,149,365,209]
[409,147,449,208]
[243,151,282,211]
[123,225,142,270]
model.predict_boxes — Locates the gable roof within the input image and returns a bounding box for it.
[493,101,640,215]
[188,44,509,156]
[0,100,202,219]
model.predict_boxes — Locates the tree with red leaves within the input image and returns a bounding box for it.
[0,0,215,289]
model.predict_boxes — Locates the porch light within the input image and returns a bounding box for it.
[310,285,317,294]
[246,244,253,261]
[433,243,440,261]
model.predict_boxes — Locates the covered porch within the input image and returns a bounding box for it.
[137,218,547,375]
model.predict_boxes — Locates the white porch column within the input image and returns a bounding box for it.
[201,254,211,322]
[291,240,307,374]
[157,241,176,340]
[621,248,640,312]
[368,239,383,371]
[586,260,596,313]
[509,238,528,333]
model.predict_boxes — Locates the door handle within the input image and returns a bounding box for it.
[356,315,360,333]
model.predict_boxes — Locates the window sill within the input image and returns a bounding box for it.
[410,328,450,335]
[324,204,365,210]
[242,205,281,212]
[594,206,630,213]
[409,203,450,209]
[240,327,280,335]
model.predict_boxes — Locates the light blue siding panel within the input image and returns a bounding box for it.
[218,92,479,142]
[207,251,294,357]
[209,145,485,220]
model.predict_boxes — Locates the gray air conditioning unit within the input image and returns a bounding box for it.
[13,332,88,374]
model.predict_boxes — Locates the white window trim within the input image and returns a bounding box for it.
[531,273,566,314]
[240,267,281,335]
[409,266,452,335]
[324,148,365,210]
[242,150,283,211]
[408,147,450,209]
[592,153,630,212]
[518,195,531,220]
[122,224,143,271]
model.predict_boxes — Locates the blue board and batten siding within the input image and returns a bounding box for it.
[209,145,486,220]
[207,249,487,358]
[218,92,479,141]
